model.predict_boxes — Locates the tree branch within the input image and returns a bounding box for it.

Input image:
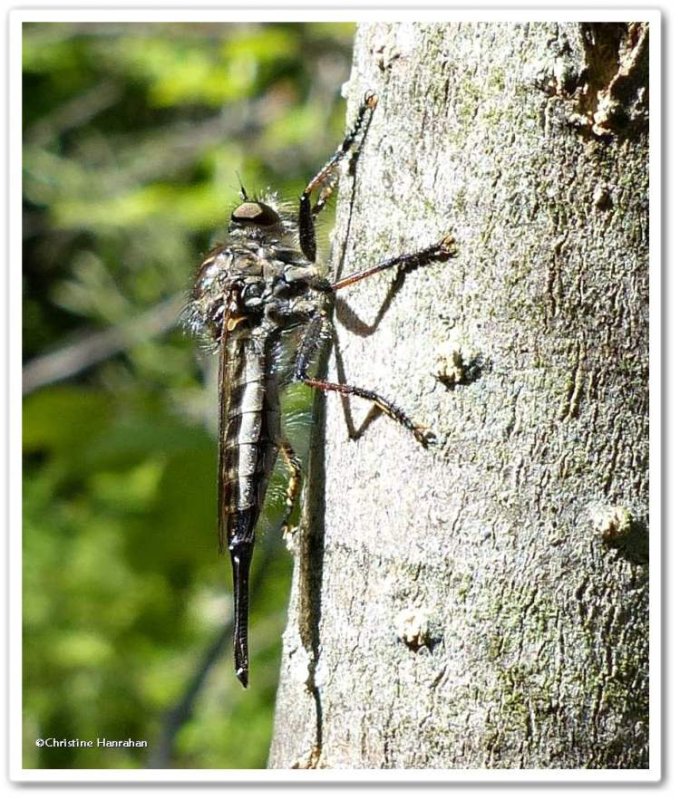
[22,294,185,395]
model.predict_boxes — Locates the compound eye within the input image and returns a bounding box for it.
[231,202,280,227]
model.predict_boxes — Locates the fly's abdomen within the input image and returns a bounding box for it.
[219,334,280,553]
[218,330,280,686]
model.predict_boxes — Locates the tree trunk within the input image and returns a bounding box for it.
[269,21,649,770]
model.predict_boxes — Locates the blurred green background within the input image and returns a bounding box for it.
[22,21,354,769]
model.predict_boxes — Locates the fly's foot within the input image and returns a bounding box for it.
[437,234,457,256]
[364,90,378,109]
[414,425,437,448]
[291,745,322,769]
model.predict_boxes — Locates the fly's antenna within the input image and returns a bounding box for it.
[236,171,249,202]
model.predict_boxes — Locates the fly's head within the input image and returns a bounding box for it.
[228,191,298,246]
[230,199,282,232]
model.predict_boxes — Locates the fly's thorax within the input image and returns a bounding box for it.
[193,245,262,300]
[188,243,267,342]
[188,234,326,344]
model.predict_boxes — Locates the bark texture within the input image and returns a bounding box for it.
[269,21,649,770]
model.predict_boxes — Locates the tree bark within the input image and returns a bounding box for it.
[269,21,649,770]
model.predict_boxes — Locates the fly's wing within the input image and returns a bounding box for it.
[215,298,258,688]
[216,312,232,555]
[216,296,249,554]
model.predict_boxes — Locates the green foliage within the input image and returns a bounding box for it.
[22,21,354,769]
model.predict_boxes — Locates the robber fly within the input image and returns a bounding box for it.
[185,91,455,687]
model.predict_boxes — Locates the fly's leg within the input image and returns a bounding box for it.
[299,91,378,262]
[294,312,435,447]
[295,236,457,444]
[331,235,457,292]
[278,438,302,538]
[305,375,435,447]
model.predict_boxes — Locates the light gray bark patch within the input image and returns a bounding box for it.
[269,21,649,770]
